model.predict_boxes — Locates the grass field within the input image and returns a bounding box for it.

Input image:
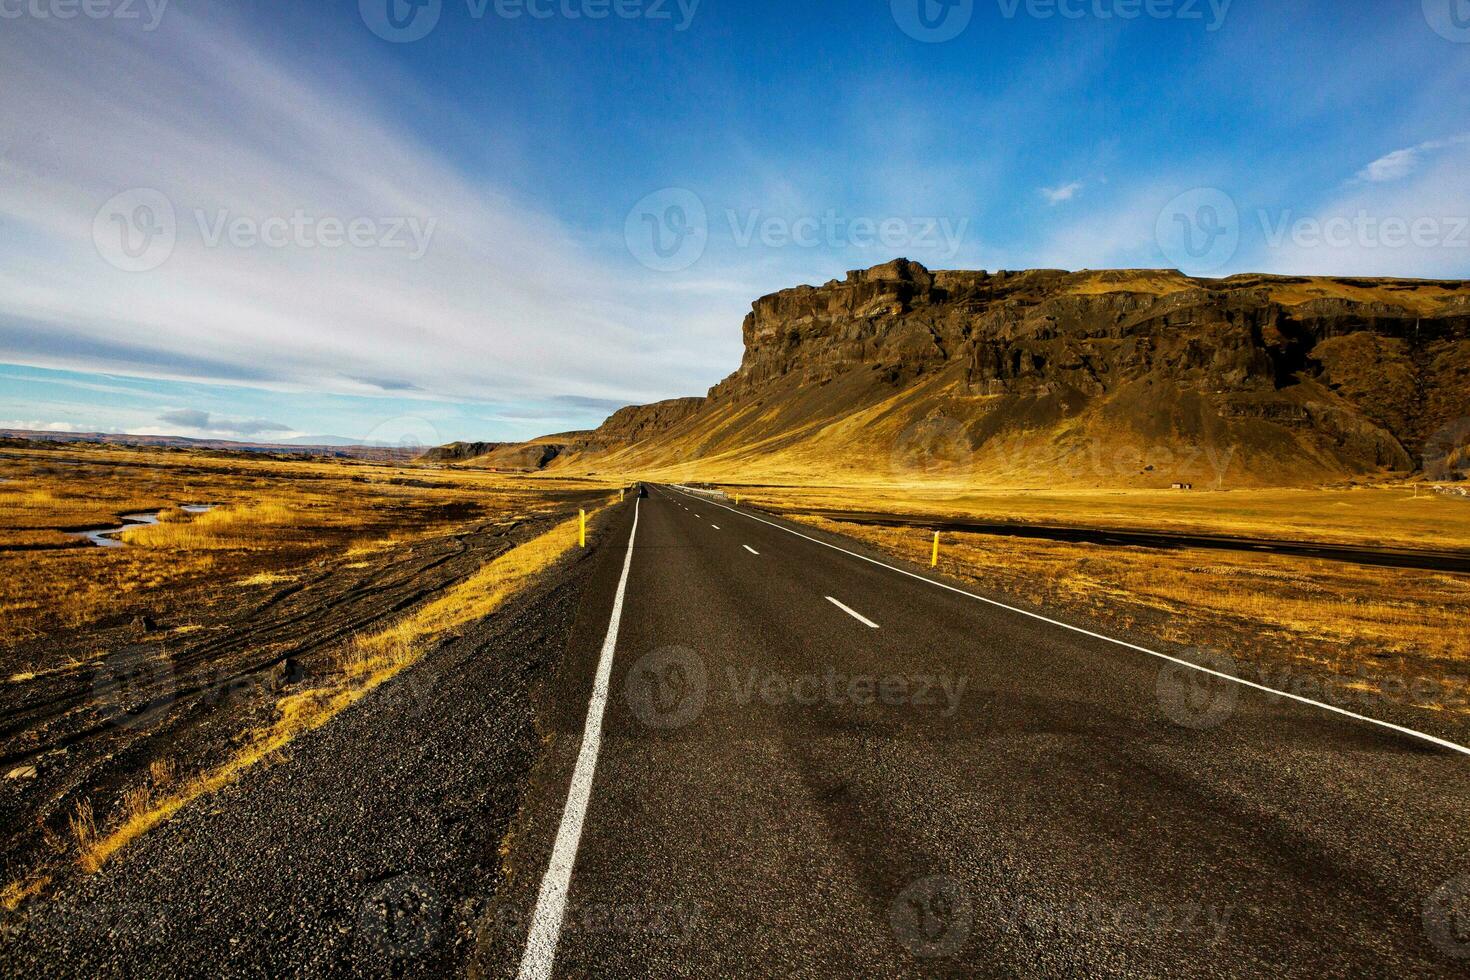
[0,445,609,651]
[725,482,1470,551]
[0,443,618,903]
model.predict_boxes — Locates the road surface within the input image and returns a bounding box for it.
[488,485,1470,978]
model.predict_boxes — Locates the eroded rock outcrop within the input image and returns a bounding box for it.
[418,441,508,463]
[698,260,1470,478]
[593,397,707,444]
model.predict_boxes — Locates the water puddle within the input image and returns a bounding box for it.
[69,504,216,548]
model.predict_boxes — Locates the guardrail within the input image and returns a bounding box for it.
[670,484,729,500]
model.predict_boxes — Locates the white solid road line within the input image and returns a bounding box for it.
[826,595,880,629]
[516,498,641,980]
[743,545,759,555]
[671,488,1470,758]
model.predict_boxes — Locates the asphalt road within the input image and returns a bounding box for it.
[486,485,1470,978]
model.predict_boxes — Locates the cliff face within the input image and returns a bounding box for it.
[688,259,1470,482]
[418,440,567,470]
[593,397,707,444]
[418,441,507,463]
[430,260,1470,486]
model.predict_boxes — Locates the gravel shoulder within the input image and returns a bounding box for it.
[0,501,634,978]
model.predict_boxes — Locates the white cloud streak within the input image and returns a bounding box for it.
[0,12,735,411]
[1355,134,1470,184]
[1040,181,1084,205]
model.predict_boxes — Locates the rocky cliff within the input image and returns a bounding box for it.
[705,260,1470,468]
[593,397,707,444]
[418,441,508,463]
[601,260,1470,486]
[432,260,1470,486]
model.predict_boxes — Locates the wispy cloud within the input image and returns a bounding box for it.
[1040,181,1084,206]
[1355,135,1470,184]
[0,12,732,414]
[0,419,86,433]
[156,408,291,436]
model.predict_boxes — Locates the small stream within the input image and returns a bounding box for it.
[70,504,215,548]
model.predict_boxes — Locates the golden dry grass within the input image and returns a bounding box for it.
[70,506,601,873]
[0,875,52,912]
[1058,269,1468,315]
[733,483,1470,551]
[0,445,616,650]
[123,500,297,549]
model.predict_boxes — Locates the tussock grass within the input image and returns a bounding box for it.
[0,875,52,911]
[71,508,599,873]
[345,536,402,557]
[0,483,164,539]
[236,571,296,587]
[124,501,297,550]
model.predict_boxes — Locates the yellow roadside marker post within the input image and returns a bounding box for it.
[580,509,587,548]
[931,531,940,567]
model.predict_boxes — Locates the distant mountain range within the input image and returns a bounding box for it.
[0,429,423,461]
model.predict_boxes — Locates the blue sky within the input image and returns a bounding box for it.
[1,0,1467,443]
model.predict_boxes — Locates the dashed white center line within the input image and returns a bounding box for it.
[711,524,720,530]
[743,545,759,555]
[826,596,880,629]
